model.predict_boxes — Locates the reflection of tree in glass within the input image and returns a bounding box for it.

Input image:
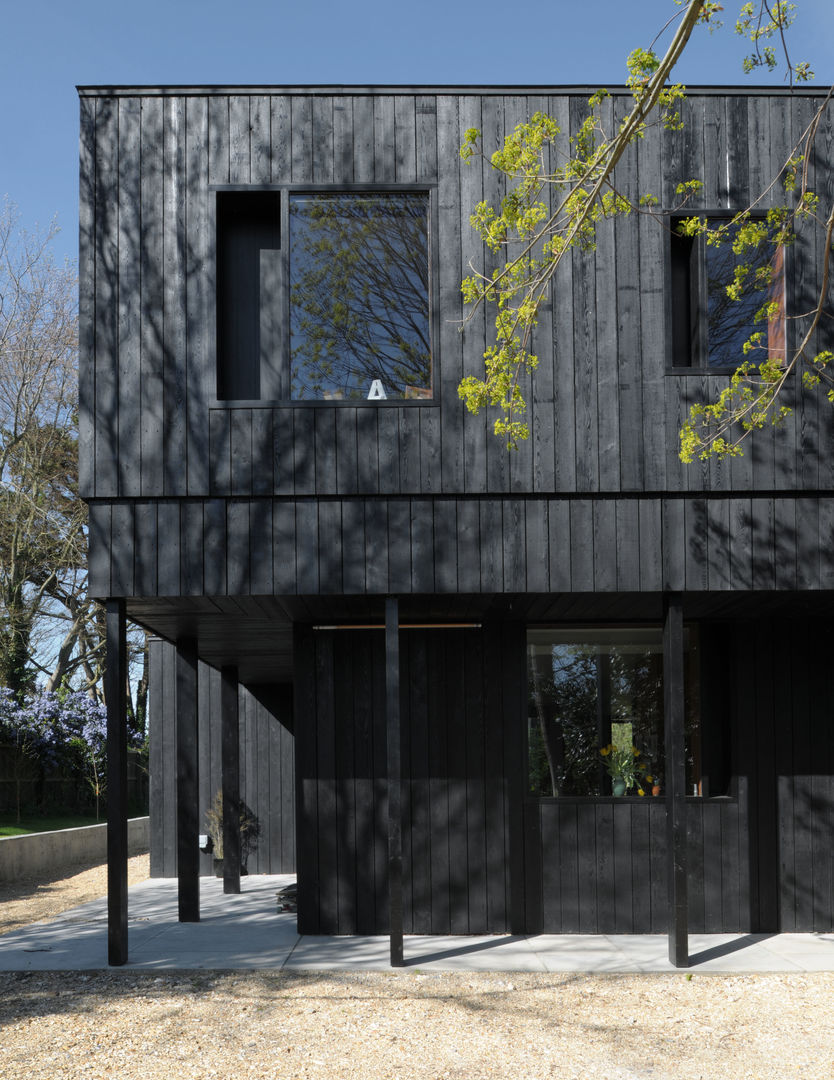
[528,642,664,797]
[706,228,783,370]
[289,194,431,400]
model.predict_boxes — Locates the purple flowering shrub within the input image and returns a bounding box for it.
[0,688,144,821]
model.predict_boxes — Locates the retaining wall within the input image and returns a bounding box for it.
[0,817,149,881]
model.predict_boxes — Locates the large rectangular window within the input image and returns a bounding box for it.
[527,628,701,798]
[289,192,431,401]
[215,188,432,402]
[670,216,785,371]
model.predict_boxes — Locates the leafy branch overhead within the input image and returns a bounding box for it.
[457,0,832,460]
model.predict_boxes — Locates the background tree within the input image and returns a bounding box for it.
[457,0,832,460]
[0,199,109,697]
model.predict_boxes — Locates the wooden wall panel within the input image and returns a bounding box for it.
[149,639,295,877]
[80,89,834,511]
[294,625,521,935]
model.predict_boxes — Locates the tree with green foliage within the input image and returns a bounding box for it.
[457,0,832,461]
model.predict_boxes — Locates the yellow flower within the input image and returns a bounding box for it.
[632,747,640,756]
[600,746,610,757]
[638,788,645,796]
[646,775,653,784]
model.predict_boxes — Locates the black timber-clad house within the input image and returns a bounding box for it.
[79,84,834,967]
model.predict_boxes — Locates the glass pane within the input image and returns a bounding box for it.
[705,226,785,370]
[527,628,701,798]
[289,193,432,400]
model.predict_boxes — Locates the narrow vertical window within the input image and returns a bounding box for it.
[669,217,785,370]
[216,191,281,400]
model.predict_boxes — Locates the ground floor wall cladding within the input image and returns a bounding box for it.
[148,614,834,936]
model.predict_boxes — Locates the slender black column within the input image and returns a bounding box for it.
[176,636,200,922]
[221,665,241,894]
[385,597,404,967]
[664,593,688,967]
[105,598,128,966]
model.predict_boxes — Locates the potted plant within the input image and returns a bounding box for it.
[204,790,262,876]
[600,743,648,796]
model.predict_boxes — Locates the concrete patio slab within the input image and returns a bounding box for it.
[2,875,834,974]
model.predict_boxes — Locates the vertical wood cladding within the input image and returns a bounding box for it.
[148,639,295,877]
[79,88,834,503]
[294,623,524,935]
[87,494,834,601]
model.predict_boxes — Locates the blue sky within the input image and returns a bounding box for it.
[2,0,833,265]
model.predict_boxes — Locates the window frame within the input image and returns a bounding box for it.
[210,183,439,408]
[665,210,789,376]
[523,623,728,803]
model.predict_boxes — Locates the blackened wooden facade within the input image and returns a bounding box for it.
[79,85,834,961]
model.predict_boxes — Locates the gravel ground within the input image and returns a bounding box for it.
[1,861,833,1078]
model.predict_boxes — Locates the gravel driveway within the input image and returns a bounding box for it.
[1,859,833,1078]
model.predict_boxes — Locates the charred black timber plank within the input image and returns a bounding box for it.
[157,503,181,596]
[446,635,468,933]
[294,625,319,934]
[595,800,615,932]
[464,630,487,931]
[221,665,241,894]
[105,599,128,965]
[231,410,253,495]
[559,803,580,932]
[365,501,389,594]
[118,97,142,497]
[185,96,211,496]
[386,598,404,965]
[664,594,688,966]
[481,622,508,927]
[196,663,213,878]
[630,798,651,932]
[163,97,187,497]
[110,503,135,597]
[502,622,526,934]
[434,500,458,593]
[249,499,273,595]
[312,95,335,184]
[148,638,164,876]
[333,634,357,931]
[720,800,741,932]
[181,502,204,596]
[78,96,96,498]
[94,97,119,498]
[315,632,338,933]
[524,802,543,933]
[176,636,200,922]
[139,96,165,494]
[377,410,401,496]
[576,802,598,932]
[615,500,640,592]
[688,801,707,933]
[613,801,633,933]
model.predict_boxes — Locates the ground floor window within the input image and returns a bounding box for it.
[527,627,701,797]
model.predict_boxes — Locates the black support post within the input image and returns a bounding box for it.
[176,636,200,922]
[221,665,241,894]
[664,593,688,967]
[385,597,404,967]
[105,599,128,966]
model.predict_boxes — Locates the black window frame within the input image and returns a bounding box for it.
[524,623,719,801]
[211,183,439,407]
[665,211,788,375]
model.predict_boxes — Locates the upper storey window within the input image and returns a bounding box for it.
[215,188,432,403]
[669,216,786,372]
[290,193,431,401]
